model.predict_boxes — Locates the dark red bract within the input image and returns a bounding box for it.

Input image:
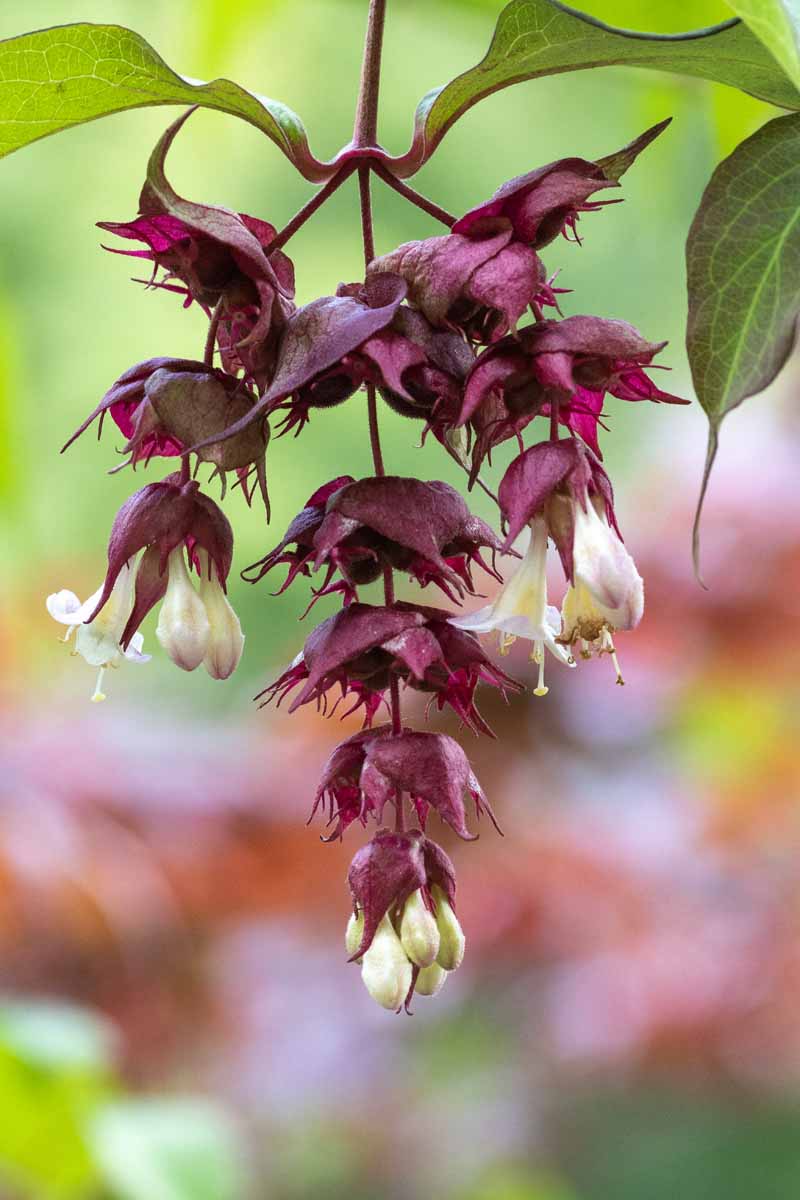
[245,475,503,606]
[347,829,457,959]
[367,228,558,343]
[311,725,497,841]
[459,316,686,478]
[257,601,521,734]
[89,476,234,649]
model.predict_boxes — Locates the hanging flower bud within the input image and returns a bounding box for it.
[400,889,440,968]
[415,962,447,997]
[259,601,521,735]
[99,111,295,390]
[196,549,245,680]
[558,498,644,683]
[51,475,244,694]
[156,547,211,671]
[367,228,557,344]
[432,884,466,971]
[360,914,413,1011]
[346,830,462,1010]
[246,476,503,607]
[345,909,365,960]
[452,120,670,248]
[459,316,686,479]
[46,562,150,702]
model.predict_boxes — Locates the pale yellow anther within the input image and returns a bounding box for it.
[600,630,625,685]
[498,631,515,657]
[531,640,548,696]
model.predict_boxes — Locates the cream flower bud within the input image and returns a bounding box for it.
[196,551,245,680]
[415,962,447,998]
[361,914,412,1011]
[156,548,210,671]
[400,889,440,968]
[345,909,365,959]
[432,884,465,971]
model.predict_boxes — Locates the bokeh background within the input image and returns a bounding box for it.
[1,0,800,1197]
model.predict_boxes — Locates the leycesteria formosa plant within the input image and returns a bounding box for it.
[5,0,798,1012]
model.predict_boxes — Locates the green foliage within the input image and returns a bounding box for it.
[88,1099,244,1200]
[686,112,800,567]
[0,1000,114,1199]
[0,999,246,1200]
[392,0,800,174]
[0,23,325,179]
[726,0,800,91]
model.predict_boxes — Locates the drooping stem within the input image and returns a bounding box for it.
[358,164,376,267]
[549,396,561,441]
[269,164,356,253]
[359,167,384,475]
[357,146,404,827]
[373,164,456,228]
[204,298,224,368]
[353,0,388,149]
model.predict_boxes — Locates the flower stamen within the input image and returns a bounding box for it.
[531,641,548,697]
[91,667,107,704]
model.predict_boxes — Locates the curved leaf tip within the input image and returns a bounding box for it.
[0,23,333,181]
[388,0,800,177]
[692,424,718,589]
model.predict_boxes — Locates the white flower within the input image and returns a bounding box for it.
[196,549,245,680]
[155,547,211,672]
[450,517,574,697]
[559,498,644,684]
[46,561,149,702]
[360,914,412,1012]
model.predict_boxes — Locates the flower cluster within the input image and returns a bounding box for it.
[47,109,686,1010]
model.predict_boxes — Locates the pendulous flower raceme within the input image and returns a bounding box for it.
[48,476,244,699]
[46,97,685,1010]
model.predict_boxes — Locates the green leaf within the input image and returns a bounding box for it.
[0,1001,114,1200]
[0,23,331,181]
[726,0,800,91]
[88,1099,246,1200]
[390,1,800,176]
[0,999,117,1072]
[686,112,800,573]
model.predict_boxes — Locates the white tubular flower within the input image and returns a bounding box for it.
[559,498,644,685]
[360,914,412,1011]
[345,909,365,961]
[432,884,466,972]
[450,517,574,697]
[415,962,447,998]
[155,548,211,672]
[196,549,245,680]
[399,889,440,969]
[46,561,149,703]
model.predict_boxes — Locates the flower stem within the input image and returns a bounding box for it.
[550,396,561,441]
[204,298,224,368]
[356,89,405,824]
[353,0,387,149]
[359,169,385,476]
[373,164,455,228]
[269,164,356,253]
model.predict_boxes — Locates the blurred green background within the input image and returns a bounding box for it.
[2,1,800,1198]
